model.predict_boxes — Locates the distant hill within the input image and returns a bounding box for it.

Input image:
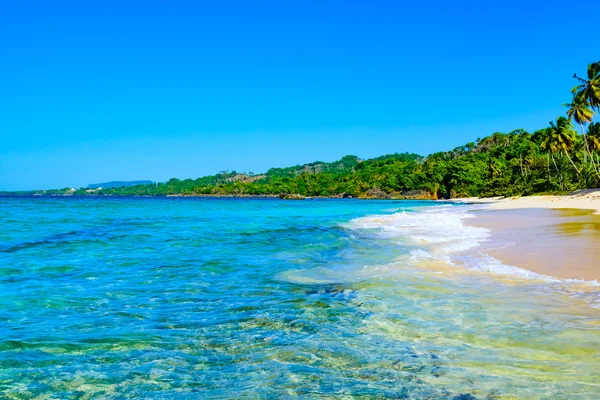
[87,180,153,189]
[264,155,362,178]
[368,152,424,162]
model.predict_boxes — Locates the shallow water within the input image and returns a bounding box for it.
[0,197,599,399]
[468,208,600,281]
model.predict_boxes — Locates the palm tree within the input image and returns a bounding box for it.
[540,117,580,184]
[573,61,600,111]
[525,152,536,176]
[489,160,502,178]
[564,95,596,166]
[588,122,600,166]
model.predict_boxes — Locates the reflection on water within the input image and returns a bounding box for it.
[553,208,600,236]
[470,207,600,281]
[0,197,599,399]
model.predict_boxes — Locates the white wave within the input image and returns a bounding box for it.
[455,252,556,280]
[344,206,490,254]
[343,206,600,290]
[278,205,600,309]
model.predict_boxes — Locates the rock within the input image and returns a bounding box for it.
[397,387,410,399]
[453,394,478,400]
[278,193,305,200]
[364,188,391,199]
[396,190,437,200]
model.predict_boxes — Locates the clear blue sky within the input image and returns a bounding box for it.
[1,0,599,190]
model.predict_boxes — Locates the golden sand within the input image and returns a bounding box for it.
[468,207,600,281]
[449,189,600,215]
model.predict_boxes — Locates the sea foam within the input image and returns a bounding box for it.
[344,206,489,254]
[344,205,600,287]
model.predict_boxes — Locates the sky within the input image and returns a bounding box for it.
[1,0,599,190]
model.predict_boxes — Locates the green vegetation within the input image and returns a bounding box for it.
[87,180,153,189]
[5,61,600,199]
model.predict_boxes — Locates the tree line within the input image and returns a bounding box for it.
[10,61,600,199]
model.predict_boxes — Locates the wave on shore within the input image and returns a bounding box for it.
[278,204,600,310]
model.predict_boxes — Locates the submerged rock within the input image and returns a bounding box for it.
[430,366,443,377]
[397,387,410,399]
[453,394,478,400]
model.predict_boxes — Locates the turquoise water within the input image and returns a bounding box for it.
[1,197,599,399]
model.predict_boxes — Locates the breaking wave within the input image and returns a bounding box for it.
[343,205,600,288]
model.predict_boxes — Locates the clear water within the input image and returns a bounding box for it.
[1,197,599,399]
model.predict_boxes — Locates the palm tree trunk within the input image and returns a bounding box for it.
[551,153,563,189]
[564,151,580,174]
[520,155,524,177]
[579,123,599,173]
[580,123,588,165]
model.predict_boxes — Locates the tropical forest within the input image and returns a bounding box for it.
[8,61,600,200]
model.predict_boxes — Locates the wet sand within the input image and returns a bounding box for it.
[468,208,600,281]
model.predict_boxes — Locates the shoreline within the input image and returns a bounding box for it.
[0,193,434,200]
[444,189,600,214]
[2,188,599,206]
[458,190,600,281]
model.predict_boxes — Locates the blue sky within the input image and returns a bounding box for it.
[1,0,599,190]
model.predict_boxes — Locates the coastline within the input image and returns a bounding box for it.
[444,189,600,214]
[0,192,436,200]
[454,190,600,281]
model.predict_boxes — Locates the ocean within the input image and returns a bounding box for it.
[1,196,599,399]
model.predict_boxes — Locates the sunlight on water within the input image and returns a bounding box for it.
[0,197,599,398]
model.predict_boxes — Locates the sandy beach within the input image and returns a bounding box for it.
[452,189,600,214]
[455,189,600,281]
